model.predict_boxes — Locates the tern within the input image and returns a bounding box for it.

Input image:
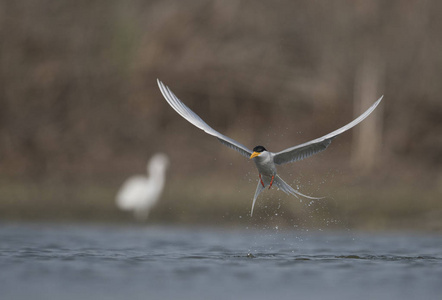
[157,79,382,216]
[116,153,169,221]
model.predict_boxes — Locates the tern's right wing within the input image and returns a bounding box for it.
[273,96,383,165]
[157,79,253,158]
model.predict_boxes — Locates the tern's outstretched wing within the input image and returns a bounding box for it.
[273,96,383,165]
[158,79,253,158]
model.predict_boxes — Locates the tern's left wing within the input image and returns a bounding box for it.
[157,79,253,158]
[273,96,383,165]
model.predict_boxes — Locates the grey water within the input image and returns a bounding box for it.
[1,223,442,300]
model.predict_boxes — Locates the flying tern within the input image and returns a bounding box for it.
[116,153,169,221]
[157,79,382,216]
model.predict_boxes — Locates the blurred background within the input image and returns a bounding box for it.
[1,0,441,231]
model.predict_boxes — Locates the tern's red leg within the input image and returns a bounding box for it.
[259,174,265,187]
[268,175,274,189]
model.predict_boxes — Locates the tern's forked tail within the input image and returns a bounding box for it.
[250,175,323,217]
[274,175,323,200]
[251,181,266,217]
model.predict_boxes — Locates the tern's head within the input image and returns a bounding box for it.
[250,145,267,159]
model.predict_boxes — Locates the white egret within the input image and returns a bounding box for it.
[116,153,169,221]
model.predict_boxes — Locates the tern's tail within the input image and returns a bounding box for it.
[250,175,323,217]
[274,175,323,200]
[251,181,266,217]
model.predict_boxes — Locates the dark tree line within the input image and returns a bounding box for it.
[1,0,441,182]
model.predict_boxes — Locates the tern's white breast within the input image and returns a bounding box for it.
[252,151,277,176]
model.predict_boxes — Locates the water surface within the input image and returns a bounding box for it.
[1,223,441,300]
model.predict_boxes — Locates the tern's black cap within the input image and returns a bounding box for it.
[252,145,267,152]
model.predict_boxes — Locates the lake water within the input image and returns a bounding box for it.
[1,222,441,300]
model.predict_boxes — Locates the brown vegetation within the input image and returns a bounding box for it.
[1,0,441,229]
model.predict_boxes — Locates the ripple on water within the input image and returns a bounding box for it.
[2,224,442,300]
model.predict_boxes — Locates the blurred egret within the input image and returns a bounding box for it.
[157,79,382,216]
[116,153,169,221]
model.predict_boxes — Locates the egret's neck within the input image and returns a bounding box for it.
[148,166,167,185]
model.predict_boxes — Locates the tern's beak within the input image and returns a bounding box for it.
[250,152,261,159]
